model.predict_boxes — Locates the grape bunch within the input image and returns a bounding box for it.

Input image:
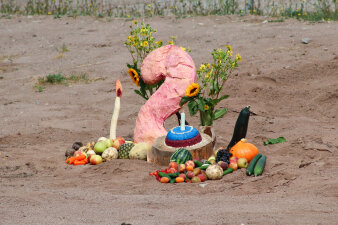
[216,149,232,164]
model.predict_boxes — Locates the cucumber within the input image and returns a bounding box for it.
[158,172,169,178]
[194,160,203,168]
[205,161,211,165]
[198,164,210,170]
[223,168,233,176]
[169,177,176,183]
[168,172,180,178]
[246,153,262,176]
[254,155,266,177]
[227,106,250,150]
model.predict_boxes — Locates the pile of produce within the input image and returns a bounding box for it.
[65,137,151,166]
[150,138,266,183]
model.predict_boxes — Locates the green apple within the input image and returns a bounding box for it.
[104,139,113,148]
[94,141,107,154]
[237,158,249,168]
[90,155,102,165]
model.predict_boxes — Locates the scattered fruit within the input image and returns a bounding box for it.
[237,158,249,168]
[112,137,125,150]
[65,149,76,158]
[175,177,184,183]
[167,167,177,173]
[197,174,206,182]
[218,161,228,170]
[193,168,201,176]
[72,142,83,151]
[179,173,186,180]
[118,142,134,159]
[228,162,238,171]
[129,142,151,160]
[179,164,186,172]
[185,160,195,168]
[104,139,113,148]
[216,149,232,164]
[191,176,201,183]
[186,171,194,179]
[160,177,170,183]
[94,142,107,154]
[170,148,193,164]
[169,162,179,170]
[97,137,108,142]
[186,165,194,171]
[90,155,103,165]
[86,149,96,161]
[229,156,239,164]
[206,164,223,180]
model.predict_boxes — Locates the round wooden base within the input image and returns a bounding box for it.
[147,133,213,166]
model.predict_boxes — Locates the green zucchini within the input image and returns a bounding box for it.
[194,160,203,168]
[222,168,233,176]
[158,172,169,178]
[198,164,210,170]
[227,106,250,150]
[169,177,176,183]
[254,155,266,177]
[168,172,180,178]
[246,153,262,176]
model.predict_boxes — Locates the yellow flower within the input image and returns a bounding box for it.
[128,68,140,86]
[148,4,151,7]
[231,62,236,68]
[227,50,233,57]
[180,46,186,51]
[126,14,130,18]
[132,20,137,24]
[199,64,206,70]
[143,41,148,47]
[236,53,242,61]
[185,83,199,97]
[204,105,209,110]
[89,3,92,7]
[298,13,301,16]
[168,40,174,45]
[225,45,232,52]
[155,40,162,45]
[48,11,51,15]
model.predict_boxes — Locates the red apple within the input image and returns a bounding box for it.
[229,156,239,164]
[179,173,186,180]
[167,167,177,173]
[169,162,178,171]
[112,137,125,150]
[201,170,208,180]
[90,155,102,165]
[197,174,207,182]
[179,164,186,173]
[228,162,238,171]
[74,150,84,157]
[86,150,96,161]
[186,171,194,179]
[185,160,195,169]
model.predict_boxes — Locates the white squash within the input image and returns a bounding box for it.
[206,164,223,180]
[129,142,151,160]
[102,147,118,161]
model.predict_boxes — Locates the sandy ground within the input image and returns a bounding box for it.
[0,15,337,225]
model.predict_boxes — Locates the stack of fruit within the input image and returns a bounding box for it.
[65,137,151,166]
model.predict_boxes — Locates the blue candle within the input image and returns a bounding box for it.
[180,112,185,131]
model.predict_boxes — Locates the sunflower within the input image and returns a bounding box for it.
[204,105,209,110]
[128,68,140,86]
[185,83,199,97]
[236,53,242,61]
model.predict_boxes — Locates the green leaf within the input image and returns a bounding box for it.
[188,101,198,116]
[211,94,229,106]
[180,96,191,107]
[134,90,147,100]
[264,137,286,146]
[212,108,228,120]
[197,98,205,112]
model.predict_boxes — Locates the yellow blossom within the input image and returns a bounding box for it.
[227,50,233,57]
[236,53,242,61]
[143,41,148,47]
[128,68,140,86]
[132,20,137,24]
[204,105,209,110]
[225,45,232,52]
[180,46,186,51]
[199,64,206,70]
[48,11,51,15]
[185,83,199,97]
[168,40,174,45]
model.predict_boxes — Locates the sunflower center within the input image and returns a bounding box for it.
[190,88,197,94]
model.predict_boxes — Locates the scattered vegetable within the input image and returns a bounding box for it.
[230,139,258,162]
[206,164,223,180]
[254,155,266,177]
[222,167,233,176]
[246,153,262,176]
[264,137,286,145]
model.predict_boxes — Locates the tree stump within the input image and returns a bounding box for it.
[148,133,213,165]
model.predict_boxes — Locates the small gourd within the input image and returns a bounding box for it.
[230,139,258,162]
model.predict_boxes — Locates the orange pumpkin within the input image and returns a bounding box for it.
[230,139,258,162]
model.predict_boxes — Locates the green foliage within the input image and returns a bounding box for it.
[180,46,241,126]
[35,72,89,91]
[0,0,336,21]
[125,20,180,100]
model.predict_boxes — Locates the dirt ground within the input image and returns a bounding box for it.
[0,15,337,225]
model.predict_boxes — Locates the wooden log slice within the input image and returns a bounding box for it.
[148,133,213,165]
